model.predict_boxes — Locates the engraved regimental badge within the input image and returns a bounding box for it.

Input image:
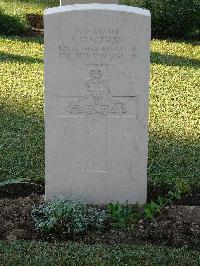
[66,69,128,114]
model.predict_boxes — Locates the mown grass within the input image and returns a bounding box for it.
[0,35,44,182]
[149,39,200,186]
[0,241,200,265]
[0,0,59,35]
[0,35,199,186]
[0,0,59,16]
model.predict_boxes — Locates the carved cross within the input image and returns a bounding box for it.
[57,69,138,172]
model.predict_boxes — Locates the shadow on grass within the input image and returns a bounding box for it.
[0,9,26,36]
[148,132,200,187]
[0,51,43,64]
[0,106,44,182]
[151,52,200,68]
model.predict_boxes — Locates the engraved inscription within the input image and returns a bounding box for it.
[66,69,129,115]
[58,27,135,62]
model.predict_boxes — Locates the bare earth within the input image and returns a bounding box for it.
[0,194,199,248]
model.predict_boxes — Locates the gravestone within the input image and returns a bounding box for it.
[61,0,119,5]
[44,4,151,204]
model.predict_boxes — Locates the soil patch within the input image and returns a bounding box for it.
[1,182,200,206]
[26,14,43,29]
[0,195,200,248]
[0,195,43,240]
[25,14,44,35]
[0,182,44,199]
[77,205,200,248]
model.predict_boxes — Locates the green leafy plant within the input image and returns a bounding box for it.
[32,197,107,239]
[107,202,142,228]
[107,181,188,226]
[143,178,192,220]
[144,188,182,220]
[144,200,161,220]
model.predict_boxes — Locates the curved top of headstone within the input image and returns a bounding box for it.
[60,0,119,4]
[44,3,151,16]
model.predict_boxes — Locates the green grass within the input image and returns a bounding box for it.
[0,35,199,186]
[0,241,199,265]
[0,35,44,182]
[0,0,59,16]
[0,0,59,35]
[149,39,200,186]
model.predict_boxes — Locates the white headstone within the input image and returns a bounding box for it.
[44,4,151,204]
[60,0,119,5]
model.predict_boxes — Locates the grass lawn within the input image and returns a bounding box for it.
[0,35,199,186]
[0,0,59,35]
[0,0,59,16]
[0,241,200,265]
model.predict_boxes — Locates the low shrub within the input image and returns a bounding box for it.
[121,0,200,38]
[0,9,28,35]
[32,198,107,239]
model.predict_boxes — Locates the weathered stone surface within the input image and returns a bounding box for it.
[44,4,151,204]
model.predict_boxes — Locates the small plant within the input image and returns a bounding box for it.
[32,197,107,239]
[107,202,141,228]
[144,187,183,220]
[144,200,161,220]
[107,182,188,226]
